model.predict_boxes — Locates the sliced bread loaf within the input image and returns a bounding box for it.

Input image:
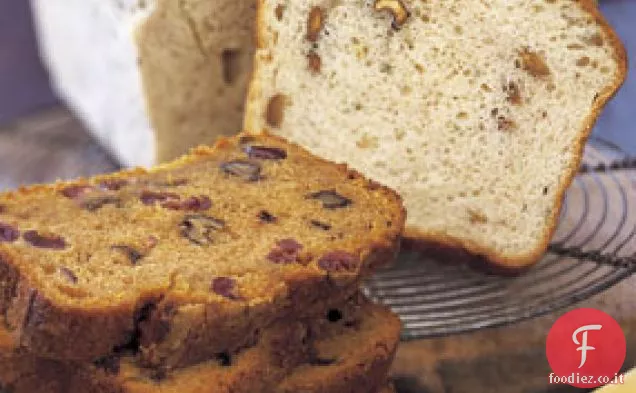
[30,0,256,167]
[0,133,405,365]
[244,0,627,269]
[0,295,401,393]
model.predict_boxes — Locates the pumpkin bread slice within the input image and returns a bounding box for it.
[0,132,405,366]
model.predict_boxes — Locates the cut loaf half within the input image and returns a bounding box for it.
[30,0,256,167]
[244,0,627,269]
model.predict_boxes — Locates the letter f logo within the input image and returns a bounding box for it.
[572,324,603,368]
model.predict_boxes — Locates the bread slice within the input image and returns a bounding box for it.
[30,0,256,167]
[0,295,401,393]
[0,133,405,365]
[244,0,627,269]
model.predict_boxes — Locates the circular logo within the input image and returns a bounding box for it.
[546,308,626,388]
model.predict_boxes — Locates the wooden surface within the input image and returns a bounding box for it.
[0,106,634,393]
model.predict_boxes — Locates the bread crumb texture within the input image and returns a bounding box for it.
[0,133,404,362]
[245,0,626,265]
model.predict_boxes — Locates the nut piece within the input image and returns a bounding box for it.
[112,245,144,265]
[307,190,353,209]
[310,220,332,231]
[244,145,288,160]
[468,209,488,225]
[306,7,325,42]
[0,222,19,243]
[180,214,226,246]
[504,81,521,105]
[267,238,303,264]
[220,160,262,182]
[317,251,359,272]
[59,267,78,284]
[275,4,285,20]
[99,179,129,191]
[497,116,518,132]
[140,190,180,205]
[266,94,286,128]
[374,0,411,30]
[80,195,122,211]
[258,210,277,223]
[518,48,551,78]
[161,195,212,212]
[23,230,67,250]
[307,51,322,74]
[211,277,241,300]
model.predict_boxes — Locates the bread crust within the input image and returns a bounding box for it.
[0,297,401,393]
[403,0,627,270]
[0,133,405,364]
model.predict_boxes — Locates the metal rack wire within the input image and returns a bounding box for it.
[364,138,636,340]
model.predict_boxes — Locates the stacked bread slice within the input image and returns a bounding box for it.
[0,134,406,392]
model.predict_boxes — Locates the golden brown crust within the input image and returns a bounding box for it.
[0,132,405,364]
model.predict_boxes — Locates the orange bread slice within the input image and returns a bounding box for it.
[0,132,405,366]
[0,295,401,393]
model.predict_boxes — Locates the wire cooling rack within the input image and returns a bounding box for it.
[364,137,636,340]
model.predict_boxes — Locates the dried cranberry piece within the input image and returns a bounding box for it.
[140,190,180,205]
[99,179,128,191]
[0,204,6,214]
[0,222,19,243]
[211,277,241,300]
[23,230,67,250]
[267,239,303,264]
[161,195,212,211]
[112,245,144,264]
[80,196,122,211]
[307,190,352,209]
[244,145,287,160]
[220,160,262,182]
[278,238,303,252]
[258,210,277,223]
[317,251,358,272]
[60,185,93,199]
[59,267,78,284]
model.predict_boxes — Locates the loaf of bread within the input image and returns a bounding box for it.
[0,295,401,393]
[0,133,405,366]
[244,0,627,269]
[30,0,256,167]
